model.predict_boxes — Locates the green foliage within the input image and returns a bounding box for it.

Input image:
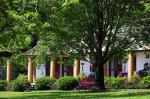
[0,0,39,64]
[0,80,7,91]
[104,77,113,89]
[79,71,86,79]
[105,77,128,89]
[35,76,56,90]
[55,76,79,90]
[105,76,150,89]
[126,75,140,89]
[140,76,150,89]
[11,75,30,92]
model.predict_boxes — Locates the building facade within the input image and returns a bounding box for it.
[5,49,150,83]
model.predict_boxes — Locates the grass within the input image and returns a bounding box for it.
[0,89,150,99]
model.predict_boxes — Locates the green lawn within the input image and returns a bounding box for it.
[0,89,150,99]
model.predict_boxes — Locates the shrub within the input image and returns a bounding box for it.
[0,80,7,91]
[77,77,96,90]
[126,75,140,89]
[105,76,146,89]
[35,77,56,90]
[79,71,86,79]
[55,76,79,90]
[104,77,113,89]
[105,77,128,89]
[11,75,30,91]
[112,77,128,89]
[140,76,150,89]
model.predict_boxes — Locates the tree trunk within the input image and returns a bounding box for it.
[95,56,105,90]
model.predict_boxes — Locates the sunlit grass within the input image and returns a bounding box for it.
[0,89,150,99]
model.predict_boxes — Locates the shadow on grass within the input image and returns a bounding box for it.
[1,90,150,99]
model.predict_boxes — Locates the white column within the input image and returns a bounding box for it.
[128,52,134,81]
[28,56,33,83]
[50,60,57,78]
[74,59,80,77]
[6,60,12,82]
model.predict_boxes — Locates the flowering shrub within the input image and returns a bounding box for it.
[77,77,96,90]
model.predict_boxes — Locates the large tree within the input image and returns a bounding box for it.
[0,1,42,79]
[0,0,39,59]
[36,0,149,90]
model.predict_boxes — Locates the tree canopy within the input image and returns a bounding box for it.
[36,0,149,90]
